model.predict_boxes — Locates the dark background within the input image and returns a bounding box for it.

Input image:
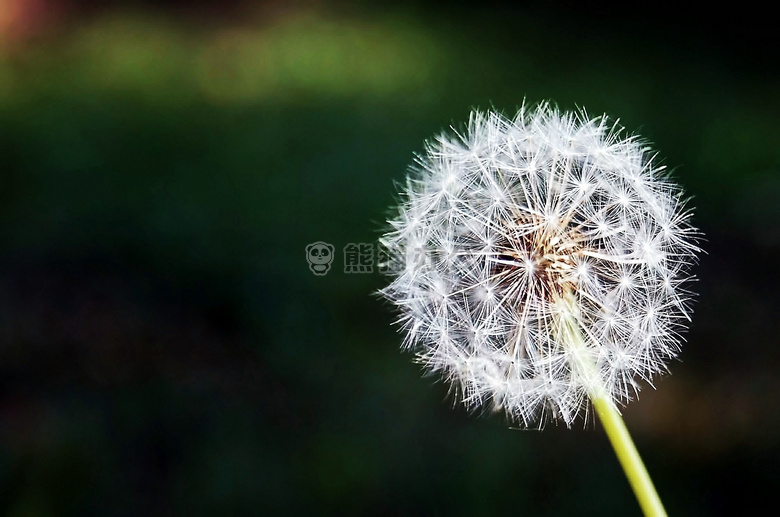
[0,1,778,515]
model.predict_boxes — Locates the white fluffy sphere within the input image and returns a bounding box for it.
[380,104,700,427]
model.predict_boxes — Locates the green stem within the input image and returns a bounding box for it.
[592,394,668,517]
[555,292,667,517]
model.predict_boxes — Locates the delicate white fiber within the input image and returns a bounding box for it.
[380,103,700,427]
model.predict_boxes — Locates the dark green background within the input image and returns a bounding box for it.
[0,2,777,515]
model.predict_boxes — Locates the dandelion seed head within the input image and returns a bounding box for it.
[380,103,701,427]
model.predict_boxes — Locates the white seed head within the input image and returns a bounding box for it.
[380,103,701,428]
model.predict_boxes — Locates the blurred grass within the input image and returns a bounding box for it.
[0,3,778,516]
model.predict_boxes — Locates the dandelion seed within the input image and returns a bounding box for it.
[379,102,701,516]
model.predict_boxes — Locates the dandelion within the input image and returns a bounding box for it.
[379,103,700,516]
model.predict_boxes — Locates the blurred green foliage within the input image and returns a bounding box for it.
[0,3,778,516]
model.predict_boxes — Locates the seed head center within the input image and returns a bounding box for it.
[495,216,583,303]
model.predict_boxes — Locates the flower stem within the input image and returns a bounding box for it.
[592,393,668,517]
[555,292,667,517]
